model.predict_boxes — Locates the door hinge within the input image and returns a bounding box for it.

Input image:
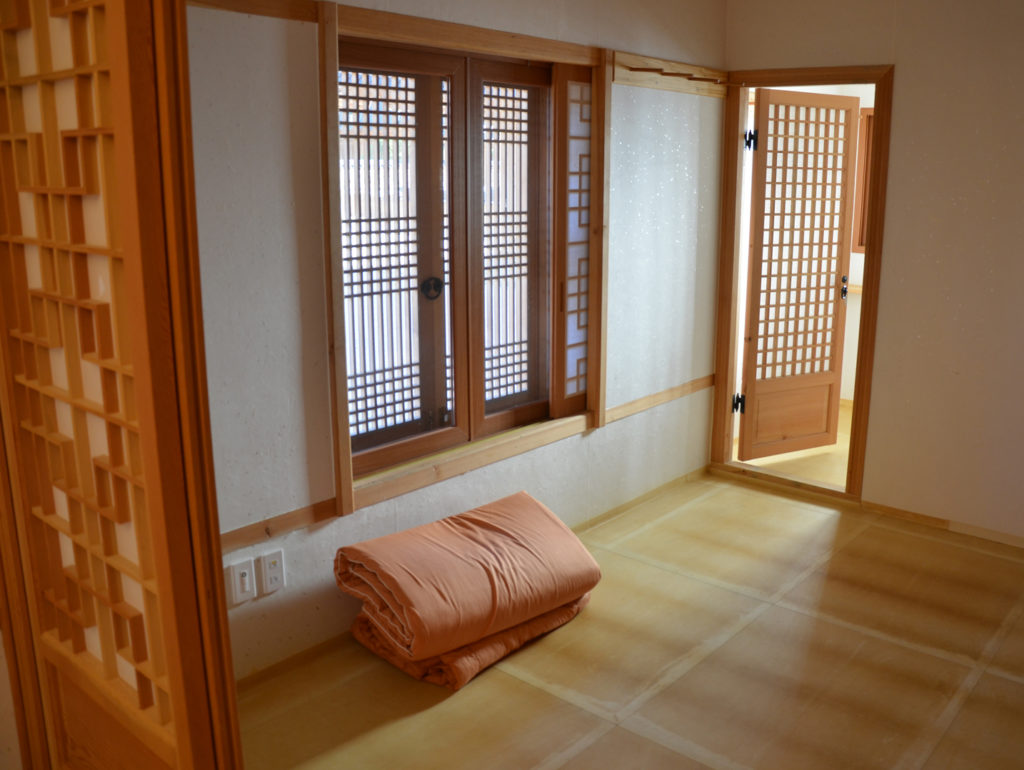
[744,129,758,150]
[732,393,746,414]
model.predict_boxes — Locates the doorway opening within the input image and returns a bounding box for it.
[710,66,894,500]
[733,83,874,490]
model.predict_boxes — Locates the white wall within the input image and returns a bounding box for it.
[340,0,726,68]
[190,10,334,533]
[224,392,712,675]
[189,3,725,677]
[728,0,1024,538]
[606,85,721,407]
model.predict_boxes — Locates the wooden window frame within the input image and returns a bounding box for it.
[335,44,471,476]
[327,26,608,488]
[469,59,552,437]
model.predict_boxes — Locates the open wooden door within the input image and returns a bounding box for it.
[0,0,239,767]
[738,89,858,461]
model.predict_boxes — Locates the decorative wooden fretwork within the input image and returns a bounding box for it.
[563,79,591,397]
[0,0,173,731]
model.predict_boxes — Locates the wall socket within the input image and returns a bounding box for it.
[257,549,285,595]
[226,558,256,605]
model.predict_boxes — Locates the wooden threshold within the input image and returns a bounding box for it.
[708,461,857,506]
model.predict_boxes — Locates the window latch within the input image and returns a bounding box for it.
[420,277,443,300]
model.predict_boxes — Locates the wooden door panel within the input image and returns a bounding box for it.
[746,379,834,458]
[48,659,169,770]
[0,0,235,766]
[739,88,858,461]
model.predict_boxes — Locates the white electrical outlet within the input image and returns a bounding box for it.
[227,558,256,604]
[258,550,285,595]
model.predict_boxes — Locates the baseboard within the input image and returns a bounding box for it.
[235,632,353,690]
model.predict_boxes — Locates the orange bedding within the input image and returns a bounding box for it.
[335,492,601,689]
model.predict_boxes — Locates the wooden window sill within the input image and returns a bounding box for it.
[353,414,590,508]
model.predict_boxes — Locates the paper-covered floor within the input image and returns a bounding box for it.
[237,475,1024,769]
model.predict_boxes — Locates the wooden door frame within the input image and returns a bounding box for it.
[142,0,244,765]
[0,412,49,768]
[710,65,894,499]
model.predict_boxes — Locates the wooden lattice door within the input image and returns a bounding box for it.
[0,0,235,767]
[738,89,859,461]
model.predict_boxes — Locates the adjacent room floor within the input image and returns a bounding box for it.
[237,475,1024,769]
[737,400,853,490]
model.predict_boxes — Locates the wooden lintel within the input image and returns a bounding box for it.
[613,51,728,98]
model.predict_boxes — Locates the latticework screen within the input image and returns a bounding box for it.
[481,82,541,409]
[0,0,172,729]
[564,80,591,397]
[338,69,452,447]
[754,99,852,381]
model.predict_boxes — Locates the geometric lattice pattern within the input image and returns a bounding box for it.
[754,100,851,380]
[339,69,434,439]
[481,83,532,405]
[0,0,171,727]
[564,80,591,397]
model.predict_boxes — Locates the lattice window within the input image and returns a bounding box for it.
[481,83,532,405]
[755,101,850,380]
[338,68,453,451]
[564,80,591,397]
[0,0,172,728]
[336,45,591,473]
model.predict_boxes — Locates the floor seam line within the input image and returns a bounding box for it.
[893,597,1024,770]
[613,602,771,722]
[774,600,979,667]
[589,543,774,602]
[530,722,616,770]
[869,519,1024,564]
[621,714,756,770]
[584,484,728,548]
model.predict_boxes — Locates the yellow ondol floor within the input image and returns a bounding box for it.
[738,400,853,490]
[238,477,1024,770]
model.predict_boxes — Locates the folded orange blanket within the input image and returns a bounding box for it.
[335,491,601,688]
[351,594,590,690]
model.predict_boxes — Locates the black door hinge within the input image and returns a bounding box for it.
[732,393,746,414]
[744,130,758,150]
